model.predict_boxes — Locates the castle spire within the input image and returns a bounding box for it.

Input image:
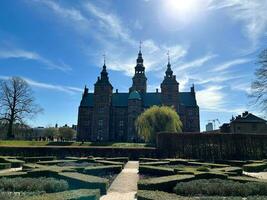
[165,51,173,77]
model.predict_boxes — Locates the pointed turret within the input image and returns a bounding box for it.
[129,42,147,94]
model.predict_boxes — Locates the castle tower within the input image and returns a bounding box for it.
[160,53,179,111]
[129,45,147,94]
[127,90,142,142]
[92,59,113,141]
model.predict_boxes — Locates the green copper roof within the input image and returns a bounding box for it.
[128,90,141,100]
[80,92,197,107]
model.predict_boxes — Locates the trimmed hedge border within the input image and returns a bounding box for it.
[139,165,174,176]
[82,165,122,175]
[23,189,100,200]
[243,162,267,172]
[36,159,77,165]
[194,172,228,179]
[20,156,56,163]
[0,163,11,170]
[137,190,181,200]
[57,172,109,195]
[138,174,194,192]
[140,161,170,166]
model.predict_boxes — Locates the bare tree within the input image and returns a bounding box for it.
[0,77,42,139]
[251,49,267,114]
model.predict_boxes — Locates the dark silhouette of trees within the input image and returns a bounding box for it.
[0,77,42,139]
[135,105,182,143]
[251,49,267,114]
[58,127,76,141]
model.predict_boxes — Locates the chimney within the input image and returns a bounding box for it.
[156,88,159,93]
[242,111,249,117]
[116,89,118,93]
[191,84,195,93]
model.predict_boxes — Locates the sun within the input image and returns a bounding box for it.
[163,0,205,24]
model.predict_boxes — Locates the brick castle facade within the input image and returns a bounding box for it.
[77,49,200,142]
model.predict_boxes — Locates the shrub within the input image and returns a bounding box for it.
[138,174,194,192]
[139,165,174,176]
[0,177,68,193]
[218,167,243,176]
[137,190,181,200]
[196,166,210,172]
[21,156,56,163]
[243,163,267,172]
[23,189,100,200]
[140,161,170,166]
[0,163,11,169]
[194,172,228,179]
[105,157,129,163]
[82,165,122,176]
[174,178,267,197]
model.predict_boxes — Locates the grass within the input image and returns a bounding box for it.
[0,140,153,147]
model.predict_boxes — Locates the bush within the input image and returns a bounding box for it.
[82,165,122,176]
[0,163,11,169]
[138,174,194,192]
[243,162,267,172]
[23,189,100,200]
[140,161,170,166]
[196,166,210,172]
[57,172,108,195]
[105,157,129,163]
[0,177,68,193]
[174,178,267,197]
[139,165,174,176]
[194,172,228,179]
[218,167,243,176]
[21,156,56,163]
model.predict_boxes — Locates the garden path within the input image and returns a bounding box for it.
[100,161,139,200]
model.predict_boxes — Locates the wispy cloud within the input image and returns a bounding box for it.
[197,85,225,110]
[176,54,216,71]
[0,48,71,71]
[209,0,267,47]
[0,75,82,94]
[212,58,251,72]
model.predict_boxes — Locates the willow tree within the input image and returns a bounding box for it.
[135,105,182,143]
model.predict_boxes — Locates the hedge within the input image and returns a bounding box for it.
[139,165,175,176]
[105,157,129,163]
[0,177,68,193]
[229,176,267,183]
[0,163,11,170]
[82,165,122,176]
[188,162,229,168]
[20,156,56,163]
[174,178,267,197]
[218,167,243,176]
[137,190,267,200]
[36,160,77,165]
[163,159,189,165]
[243,162,267,172]
[4,159,25,168]
[215,160,251,167]
[94,160,124,166]
[140,161,170,166]
[57,172,109,195]
[194,172,228,179]
[138,174,194,192]
[23,189,100,200]
[139,158,161,162]
[137,190,182,200]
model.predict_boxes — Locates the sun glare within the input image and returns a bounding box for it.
[163,0,205,24]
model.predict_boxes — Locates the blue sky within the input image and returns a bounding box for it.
[0,0,267,131]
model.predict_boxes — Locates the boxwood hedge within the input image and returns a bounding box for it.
[243,162,267,172]
[138,174,194,192]
[82,165,122,175]
[139,165,174,176]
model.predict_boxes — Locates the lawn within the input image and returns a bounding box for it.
[0,140,153,147]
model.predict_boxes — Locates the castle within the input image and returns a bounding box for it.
[77,49,200,142]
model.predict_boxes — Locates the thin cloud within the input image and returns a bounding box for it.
[212,58,251,72]
[0,48,71,72]
[209,0,267,47]
[176,54,216,71]
[0,75,82,94]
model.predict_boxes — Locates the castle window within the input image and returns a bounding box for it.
[119,120,124,128]
[98,120,103,127]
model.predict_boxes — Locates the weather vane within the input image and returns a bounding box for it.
[103,53,106,65]
[139,41,142,51]
[167,50,170,63]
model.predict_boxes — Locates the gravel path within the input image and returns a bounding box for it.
[100,161,139,200]
[244,171,267,179]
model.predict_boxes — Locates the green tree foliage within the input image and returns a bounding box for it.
[135,106,182,143]
[58,127,76,140]
[44,127,59,138]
